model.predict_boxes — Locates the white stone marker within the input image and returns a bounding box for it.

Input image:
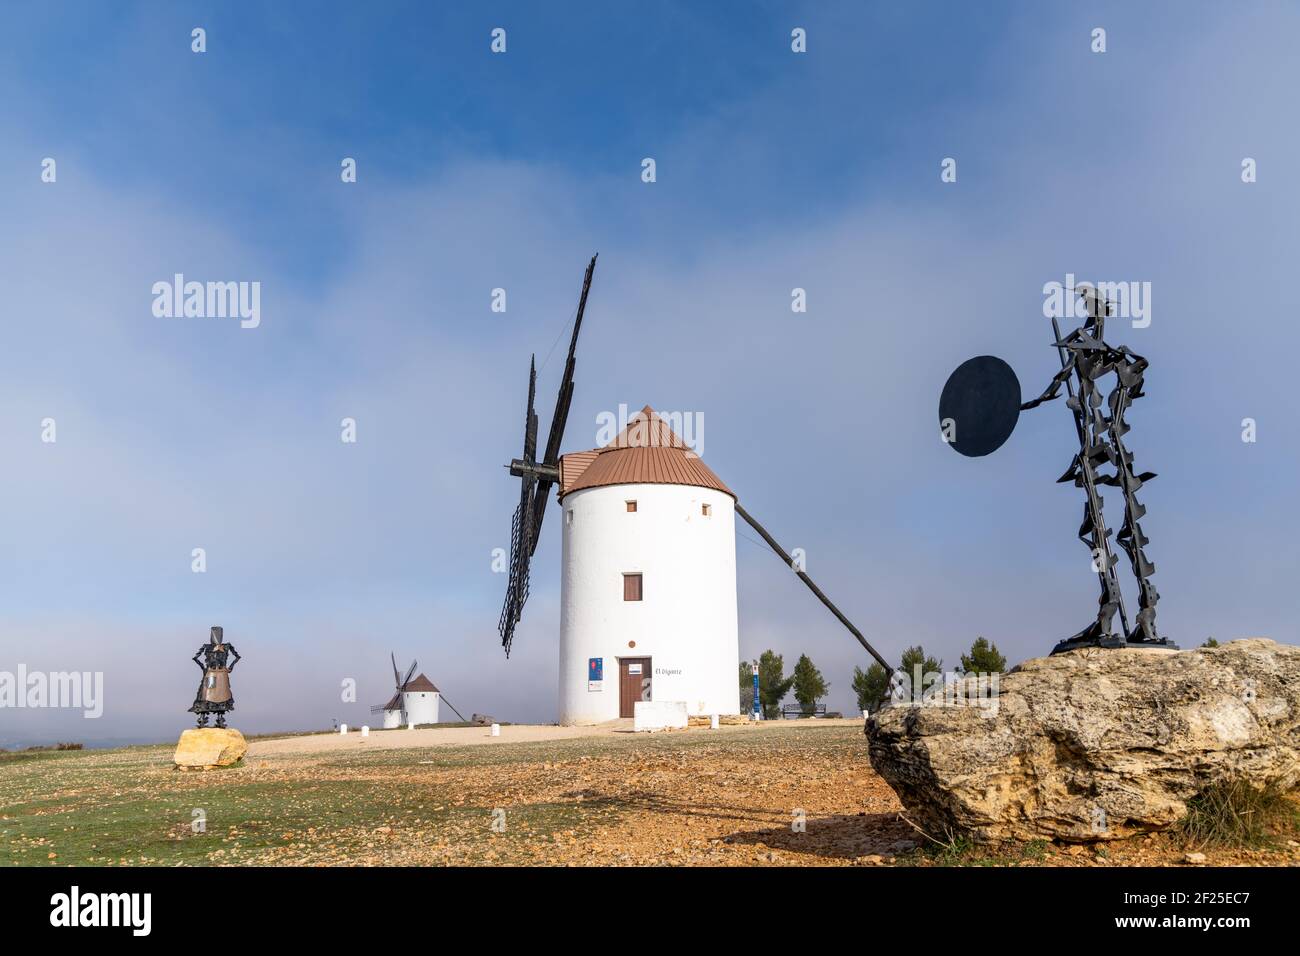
[491,723,501,737]
[339,724,348,735]
[361,725,369,737]
[710,714,720,729]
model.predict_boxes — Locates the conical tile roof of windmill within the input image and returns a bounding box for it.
[559,406,733,499]
[383,673,440,710]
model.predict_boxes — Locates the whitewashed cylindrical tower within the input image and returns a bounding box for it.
[557,407,739,725]
[382,674,440,727]
[402,685,440,725]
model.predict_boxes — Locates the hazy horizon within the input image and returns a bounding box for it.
[2,2,1297,749]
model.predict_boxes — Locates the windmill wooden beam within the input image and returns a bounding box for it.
[507,460,560,481]
[734,502,894,676]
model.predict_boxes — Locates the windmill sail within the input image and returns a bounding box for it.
[398,660,417,723]
[498,255,597,656]
[374,654,420,720]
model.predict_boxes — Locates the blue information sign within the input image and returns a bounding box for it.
[589,657,603,681]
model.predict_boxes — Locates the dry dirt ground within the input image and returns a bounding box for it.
[2,720,1297,866]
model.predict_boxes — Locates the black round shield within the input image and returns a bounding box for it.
[939,355,1021,457]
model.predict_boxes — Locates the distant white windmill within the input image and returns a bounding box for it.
[372,653,441,729]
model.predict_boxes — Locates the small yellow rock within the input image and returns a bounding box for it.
[173,728,248,768]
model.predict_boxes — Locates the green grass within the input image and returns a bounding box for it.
[1178,781,1300,850]
[911,829,1052,867]
[0,753,592,866]
[0,730,721,866]
[0,722,867,866]
[0,759,587,866]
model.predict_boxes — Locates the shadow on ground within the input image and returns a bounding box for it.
[722,812,916,860]
[573,788,914,861]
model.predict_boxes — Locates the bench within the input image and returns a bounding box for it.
[781,702,827,719]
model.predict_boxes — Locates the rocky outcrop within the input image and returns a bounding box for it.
[174,728,247,769]
[866,639,1300,843]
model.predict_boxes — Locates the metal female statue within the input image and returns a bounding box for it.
[190,625,241,728]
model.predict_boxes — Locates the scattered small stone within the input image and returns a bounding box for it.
[1184,852,1207,864]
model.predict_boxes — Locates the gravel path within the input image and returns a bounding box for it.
[247,717,835,756]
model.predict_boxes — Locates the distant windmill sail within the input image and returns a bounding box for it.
[398,659,417,723]
[372,652,418,722]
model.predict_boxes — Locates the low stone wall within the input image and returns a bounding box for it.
[634,700,689,732]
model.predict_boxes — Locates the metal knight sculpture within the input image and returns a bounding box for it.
[189,625,241,727]
[939,286,1178,654]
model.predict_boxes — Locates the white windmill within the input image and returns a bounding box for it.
[498,257,894,725]
[372,653,441,729]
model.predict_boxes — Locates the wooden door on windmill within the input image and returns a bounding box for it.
[619,658,651,718]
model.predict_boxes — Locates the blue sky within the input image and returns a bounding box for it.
[1,2,1296,745]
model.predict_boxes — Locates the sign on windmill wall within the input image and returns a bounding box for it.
[588,657,603,692]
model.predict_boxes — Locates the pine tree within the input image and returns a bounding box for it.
[899,645,942,678]
[852,662,890,713]
[896,645,943,703]
[959,636,1007,674]
[792,654,829,715]
[757,650,795,719]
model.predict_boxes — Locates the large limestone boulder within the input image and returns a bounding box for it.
[866,639,1300,843]
[173,728,247,769]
